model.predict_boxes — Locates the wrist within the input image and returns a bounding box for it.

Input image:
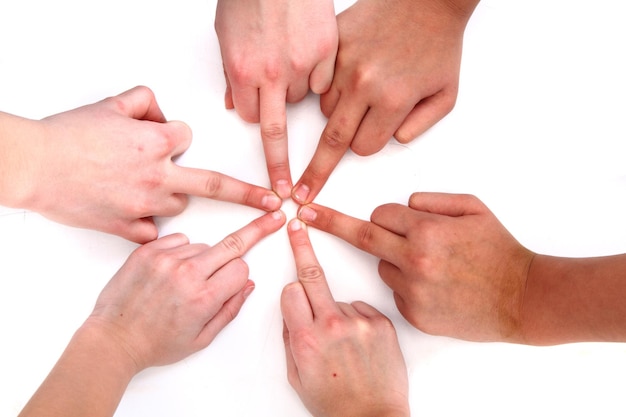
[0,112,45,209]
[74,320,142,381]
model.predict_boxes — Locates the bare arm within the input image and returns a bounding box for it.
[0,86,282,243]
[19,211,285,417]
[522,254,626,345]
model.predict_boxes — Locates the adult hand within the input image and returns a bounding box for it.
[215,0,338,198]
[292,0,479,204]
[281,219,409,417]
[86,210,285,371]
[21,86,282,243]
[297,193,535,343]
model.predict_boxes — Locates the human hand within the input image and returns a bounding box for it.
[23,86,281,243]
[281,219,409,417]
[84,210,285,372]
[292,0,479,204]
[297,193,535,343]
[214,0,338,198]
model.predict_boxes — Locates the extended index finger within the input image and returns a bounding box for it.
[287,219,338,316]
[297,203,405,265]
[259,86,292,199]
[198,210,286,276]
[292,98,368,204]
[170,166,282,212]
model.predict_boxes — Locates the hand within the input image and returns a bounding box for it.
[297,193,535,343]
[23,86,282,243]
[85,210,285,372]
[292,0,479,204]
[281,219,409,417]
[215,0,338,198]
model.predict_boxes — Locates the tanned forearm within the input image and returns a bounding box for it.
[520,253,626,345]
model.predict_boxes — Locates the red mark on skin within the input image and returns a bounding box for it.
[332,373,337,378]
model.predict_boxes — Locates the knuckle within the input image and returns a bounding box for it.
[261,122,287,143]
[203,175,223,197]
[322,314,346,335]
[350,66,376,91]
[320,126,350,150]
[220,233,246,255]
[298,264,325,283]
[355,223,376,251]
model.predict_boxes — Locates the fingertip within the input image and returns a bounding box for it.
[297,204,317,224]
[242,280,255,300]
[274,179,293,200]
[271,210,287,227]
[261,192,283,211]
[288,218,306,233]
[291,183,310,205]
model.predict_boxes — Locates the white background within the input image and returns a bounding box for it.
[1,0,626,416]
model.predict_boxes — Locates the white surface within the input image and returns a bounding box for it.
[1,0,626,416]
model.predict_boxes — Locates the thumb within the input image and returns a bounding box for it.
[408,192,486,217]
[111,86,167,123]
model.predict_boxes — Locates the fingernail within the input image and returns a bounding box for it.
[275,179,292,199]
[289,218,305,232]
[262,193,282,211]
[298,205,317,222]
[243,282,255,299]
[292,184,310,204]
[271,210,284,221]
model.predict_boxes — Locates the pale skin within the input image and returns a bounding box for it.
[297,192,626,346]
[282,219,410,417]
[292,0,480,204]
[0,86,282,243]
[18,210,286,417]
[214,0,338,198]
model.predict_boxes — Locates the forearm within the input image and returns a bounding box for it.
[406,0,480,27]
[19,324,138,417]
[520,253,626,345]
[0,111,42,208]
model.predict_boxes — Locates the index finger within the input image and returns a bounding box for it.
[259,86,292,199]
[170,166,282,212]
[287,219,339,316]
[198,210,286,275]
[292,98,368,204]
[297,203,405,265]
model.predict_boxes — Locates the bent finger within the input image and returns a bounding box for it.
[113,85,166,123]
[350,105,410,156]
[394,90,456,143]
[310,55,336,95]
[408,192,485,217]
[229,83,260,123]
[196,280,255,349]
[281,281,314,329]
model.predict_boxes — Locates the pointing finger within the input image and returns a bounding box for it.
[293,98,368,204]
[259,86,292,198]
[169,166,282,211]
[297,203,405,265]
